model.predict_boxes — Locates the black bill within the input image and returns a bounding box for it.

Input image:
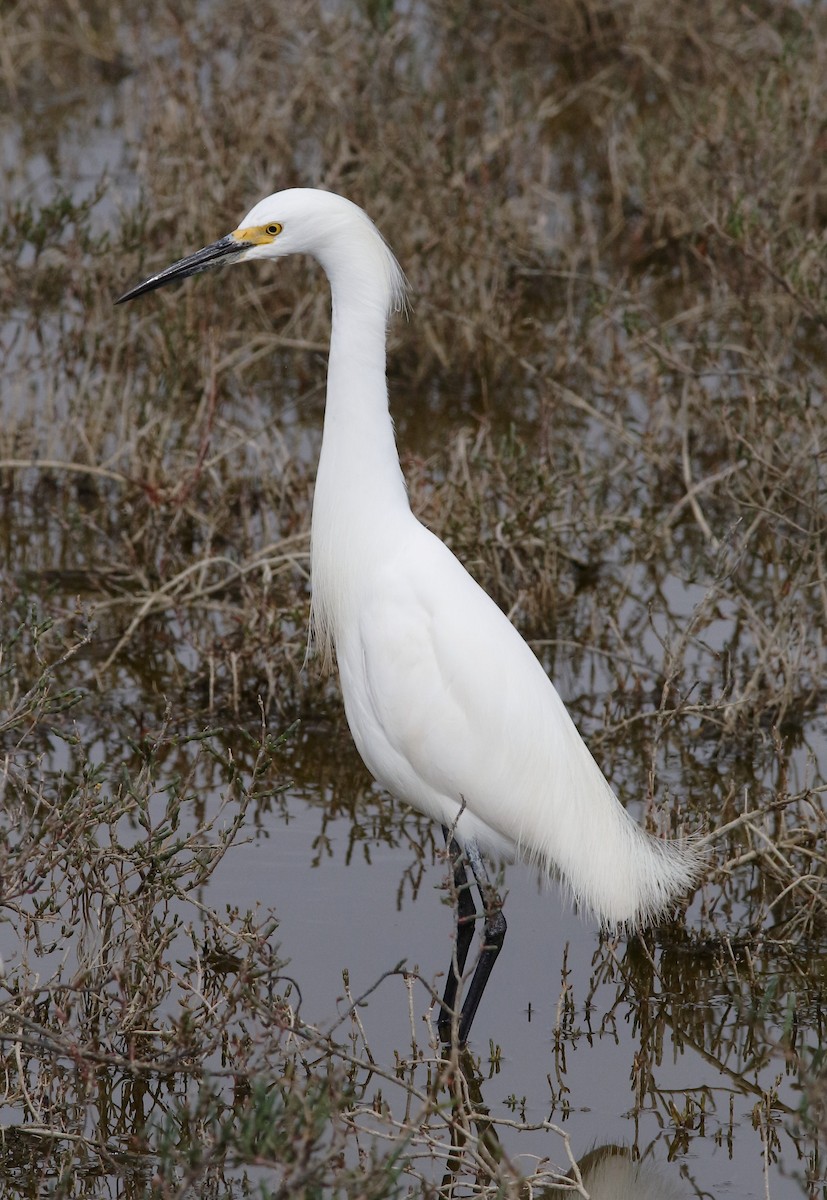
[115,233,250,304]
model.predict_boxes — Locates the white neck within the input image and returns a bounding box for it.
[309,231,410,665]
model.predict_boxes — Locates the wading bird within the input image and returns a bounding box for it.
[117,189,699,1045]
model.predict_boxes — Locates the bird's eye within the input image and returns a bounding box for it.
[266,223,282,237]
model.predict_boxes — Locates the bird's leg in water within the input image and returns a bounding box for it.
[439,829,478,1043]
[439,834,507,1046]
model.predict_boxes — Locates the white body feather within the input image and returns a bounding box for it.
[242,189,698,929]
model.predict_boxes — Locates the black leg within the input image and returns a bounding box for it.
[438,832,507,1047]
[438,829,478,1043]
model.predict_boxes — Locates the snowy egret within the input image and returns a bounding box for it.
[117,189,700,1044]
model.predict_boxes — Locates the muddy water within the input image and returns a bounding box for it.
[2,12,826,1199]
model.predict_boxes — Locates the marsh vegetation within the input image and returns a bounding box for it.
[0,1,825,1195]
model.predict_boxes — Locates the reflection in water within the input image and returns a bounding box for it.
[537,1144,685,1199]
[439,1051,686,1198]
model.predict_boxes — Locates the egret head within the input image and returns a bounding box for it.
[116,188,406,314]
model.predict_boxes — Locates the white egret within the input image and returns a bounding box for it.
[117,188,700,1044]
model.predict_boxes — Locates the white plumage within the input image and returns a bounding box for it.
[118,187,700,1042]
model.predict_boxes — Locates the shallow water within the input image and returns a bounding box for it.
[1,698,823,1195]
[1,6,825,1197]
